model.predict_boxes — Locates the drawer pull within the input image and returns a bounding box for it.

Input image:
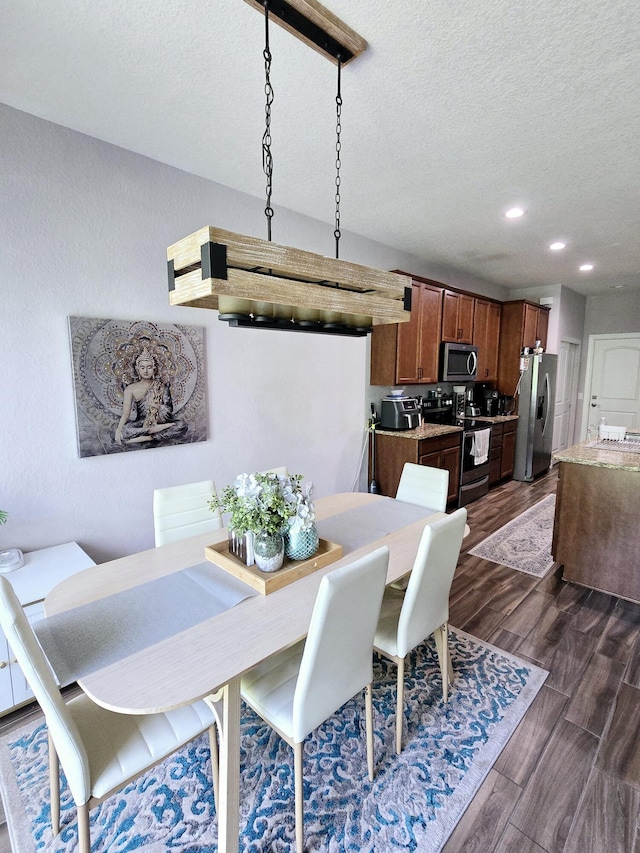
[0,661,6,669]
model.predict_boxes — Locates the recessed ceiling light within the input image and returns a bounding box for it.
[579,264,594,272]
[549,242,566,251]
[505,207,525,219]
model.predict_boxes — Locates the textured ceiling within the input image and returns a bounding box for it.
[3,0,640,296]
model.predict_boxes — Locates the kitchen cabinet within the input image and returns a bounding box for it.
[0,542,95,715]
[489,424,503,486]
[501,420,517,479]
[536,307,549,351]
[372,429,461,505]
[488,419,518,486]
[441,290,474,344]
[552,450,640,603]
[370,280,443,385]
[496,300,550,397]
[473,298,501,382]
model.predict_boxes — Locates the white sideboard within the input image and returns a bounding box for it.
[0,542,96,715]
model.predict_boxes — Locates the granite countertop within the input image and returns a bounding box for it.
[464,415,520,424]
[552,438,640,472]
[375,414,519,440]
[375,423,463,440]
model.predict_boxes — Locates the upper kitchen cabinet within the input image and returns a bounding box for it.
[536,307,549,351]
[441,290,474,343]
[370,280,443,385]
[472,298,501,382]
[497,300,550,396]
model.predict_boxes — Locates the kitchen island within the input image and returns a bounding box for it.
[552,437,640,603]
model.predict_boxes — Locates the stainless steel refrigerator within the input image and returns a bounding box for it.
[513,353,557,482]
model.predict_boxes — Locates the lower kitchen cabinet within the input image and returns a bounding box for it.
[489,419,518,486]
[0,541,95,715]
[489,424,503,486]
[372,430,462,505]
[501,420,517,479]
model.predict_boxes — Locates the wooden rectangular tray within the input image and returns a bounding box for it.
[204,538,343,595]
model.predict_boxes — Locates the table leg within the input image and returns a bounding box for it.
[205,677,241,853]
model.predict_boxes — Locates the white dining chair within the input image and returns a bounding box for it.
[374,508,467,754]
[153,479,222,546]
[0,576,218,853]
[395,462,449,512]
[240,546,389,853]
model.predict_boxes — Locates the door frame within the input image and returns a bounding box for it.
[553,337,581,451]
[581,332,640,439]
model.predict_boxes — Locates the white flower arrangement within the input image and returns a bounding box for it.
[288,482,316,532]
[209,471,311,536]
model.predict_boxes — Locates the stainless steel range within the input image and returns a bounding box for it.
[459,421,492,507]
[421,398,492,507]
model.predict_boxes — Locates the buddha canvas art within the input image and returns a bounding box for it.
[69,316,206,458]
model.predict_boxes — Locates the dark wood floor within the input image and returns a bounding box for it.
[1,469,638,852]
[444,467,640,853]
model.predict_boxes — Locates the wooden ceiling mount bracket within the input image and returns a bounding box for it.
[243,0,367,65]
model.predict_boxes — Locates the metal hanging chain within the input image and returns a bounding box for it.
[334,58,342,259]
[263,2,274,241]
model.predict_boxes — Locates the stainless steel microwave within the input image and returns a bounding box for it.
[440,342,479,382]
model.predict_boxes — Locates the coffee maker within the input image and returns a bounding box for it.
[465,388,481,417]
[474,383,499,417]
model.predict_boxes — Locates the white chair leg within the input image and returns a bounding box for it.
[365,682,374,781]
[396,657,405,755]
[433,624,452,703]
[208,725,219,807]
[48,731,60,836]
[294,741,304,853]
[76,802,91,853]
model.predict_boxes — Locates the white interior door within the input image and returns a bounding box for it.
[585,334,640,433]
[553,340,580,452]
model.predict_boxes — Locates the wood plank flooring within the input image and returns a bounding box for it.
[445,468,640,853]
[1,468,638,852]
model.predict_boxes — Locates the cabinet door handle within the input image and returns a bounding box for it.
[0,661,7,669]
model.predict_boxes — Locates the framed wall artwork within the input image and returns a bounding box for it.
[69,316,207,458]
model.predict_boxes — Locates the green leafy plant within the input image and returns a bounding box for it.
[209,472,303,536]
[0,511,7,525]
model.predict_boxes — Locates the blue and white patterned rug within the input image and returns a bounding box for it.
[0,631,547,853]
[468,495,556,577]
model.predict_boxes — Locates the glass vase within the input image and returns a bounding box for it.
[285,524,319,561]
[253,531,285,573]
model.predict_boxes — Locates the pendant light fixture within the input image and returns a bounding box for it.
[167,0,411,335]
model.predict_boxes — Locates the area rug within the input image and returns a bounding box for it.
[0,630,547,853]
[468,494,556,577]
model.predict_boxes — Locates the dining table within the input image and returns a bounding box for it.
[43,492,457,853]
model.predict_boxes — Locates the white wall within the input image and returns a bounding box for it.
[1,104,509,563]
